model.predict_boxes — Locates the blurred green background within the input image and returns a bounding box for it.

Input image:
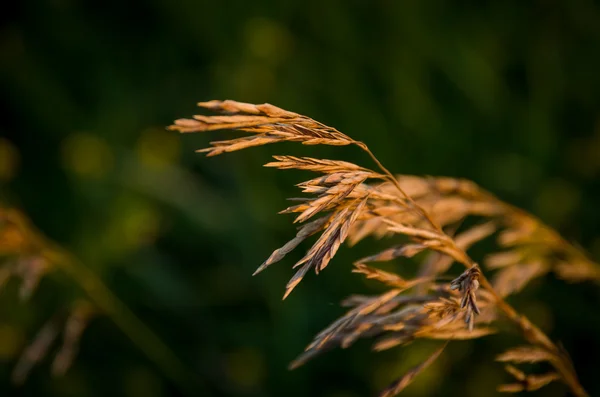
[2,1,600,396]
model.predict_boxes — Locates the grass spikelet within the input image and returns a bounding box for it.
[171,100,596,397]
[168,100,355,156]
[283,195,369,299]
[498,365,561,393]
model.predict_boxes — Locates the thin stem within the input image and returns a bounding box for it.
[4,207,205,397]
[42,246,203,397]
[355,142,442,232]
[355,141,589,397]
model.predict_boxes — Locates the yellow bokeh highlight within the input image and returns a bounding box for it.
[61,133,114,178]
[136,128,180,170]
[226,347,266,389]
[0,138,20,182]
[120,204,161,250]
[0,223,26,254]
[244,18,292,63]
[103,197,161,256]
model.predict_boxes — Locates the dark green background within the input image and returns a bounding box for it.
[1,1,600,396]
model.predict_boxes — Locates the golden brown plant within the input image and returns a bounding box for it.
[170,100,599,396]
[0,207,195,395]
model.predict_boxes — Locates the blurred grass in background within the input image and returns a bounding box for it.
[1,1,600,396]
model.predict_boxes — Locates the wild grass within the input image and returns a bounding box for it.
[169,100,600,396]
[0,207,197,395]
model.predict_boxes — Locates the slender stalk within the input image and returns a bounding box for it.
[356,142,589,397]
[6,209,203,397]
[355,142,442,232]
[43,246,202,397]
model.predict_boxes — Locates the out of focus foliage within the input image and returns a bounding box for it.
[1,1,600,396]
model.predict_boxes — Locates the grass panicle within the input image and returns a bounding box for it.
[171,100,599,396]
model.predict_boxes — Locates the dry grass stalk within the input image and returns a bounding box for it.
[169,100,355,155]
[11,311,62,385]
[0,208,53,301]
[11,301,96,384]
[170,100,597,396]
[352,263,430,289]
[0,207,194,394]
[378,175,600,289]
[498,365,561,393]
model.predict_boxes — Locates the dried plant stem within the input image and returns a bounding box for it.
[170,99,593,395]
[45,248,201,397]
[7,210,202,397]
[355,142,442,232]
[355,141,588,397]
[51,248,201,395]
